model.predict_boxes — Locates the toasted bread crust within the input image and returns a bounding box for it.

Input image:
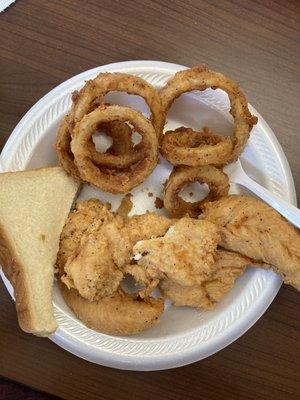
[0,223,37,334]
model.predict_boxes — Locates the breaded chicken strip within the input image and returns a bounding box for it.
[159,250,250,309]
[203,195,300,290]
[58,200,172,301]
[102,212,173,269]
[126,213,173,244]
[132,218,220,287]
[62,218,123,301]
[56,199,113,276]
[60,284,164,335]
[57,202,168,335]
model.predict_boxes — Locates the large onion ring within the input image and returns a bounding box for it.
[164,165,229,218]
[159,65,257,162]
[71,105,159,194]
[70,72,164,141]
[161,126,233,166]
[55,116,82,180]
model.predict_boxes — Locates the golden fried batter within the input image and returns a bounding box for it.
[115,193,133,219]
[132,218,220,287]
[60,284,164,335]
[56,199,113,276]
[159,250,250,309]
[58,201,172,302]
[56,201,170,335]
[62,218,123,301]
[126,212,173,244]
[203,195,300,290]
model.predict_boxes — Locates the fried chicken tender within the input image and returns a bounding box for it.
[58,200,172,302]
[62,218,123,302]
[95,212,173,270]
[56,199,113,276]
[126,212,173,244]
[159,250,250,309]
[132,218,220,287]
[57,201,169,335]
[59,201,122,301]
[203,195,300,291]
[60,284,164,335]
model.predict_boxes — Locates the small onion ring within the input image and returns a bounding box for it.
[159,65,257,162]
[161,126,233,166]
[70,72,164,141]
[71,105,159,194]
[164,165,229,218]
[96,122,134,156]
[55,118,138,179]
[85,121,144,169]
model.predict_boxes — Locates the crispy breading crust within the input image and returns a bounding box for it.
[132,218,220,286]
[55,116,82,181]
[70,72,164,141]
[71,105,159,194]
[203,195,300,290]
[161,126,233,166]
[61,284,164,336]
[57,201,171,335]
[56,199,113,277]
[159,250,250,309]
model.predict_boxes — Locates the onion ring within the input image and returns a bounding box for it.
[164,165,229,218]
[69,72,164,141]
[71,105,158,194]
[159,65,257,162]
[56,118,139,179]
[85,121,144,169]
[161,126,233,166]
[56,96,142,178]
[55,116,82,180]
[95,122,134,156]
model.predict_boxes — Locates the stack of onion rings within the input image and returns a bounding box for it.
[55,66,255,209]
[163,165,229,218]
[56,72,163,186]
[71,104,158,194]
[159,64,257,164]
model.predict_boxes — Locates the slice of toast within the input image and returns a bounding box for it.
[0,167,80,336]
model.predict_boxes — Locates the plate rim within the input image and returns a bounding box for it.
[0,60,296,370]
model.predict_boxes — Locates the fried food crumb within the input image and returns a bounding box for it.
[116,193,133,218]
[189,192,194,197]
[105,202,112,210]
[155,197,164,209]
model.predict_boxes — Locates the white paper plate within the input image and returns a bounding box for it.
[0,61,296,371]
